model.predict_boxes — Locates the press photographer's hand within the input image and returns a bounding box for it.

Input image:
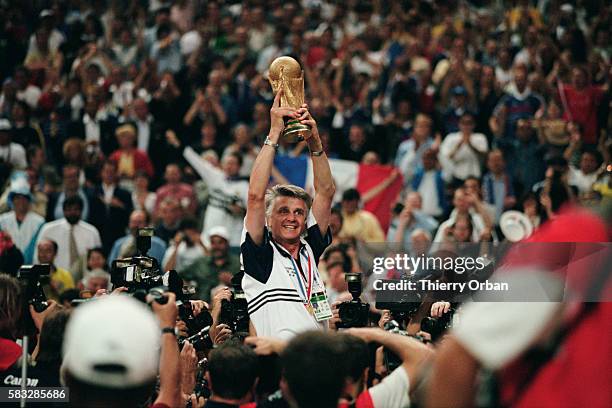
[151,292,178,328]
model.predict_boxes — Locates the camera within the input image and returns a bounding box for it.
[336,273,370,328]
[375,285,422,324]
[186,358,211,408]
[179,326,214,351]
[218,272,250,338]
[17,264,51,313]
[111,228,164,297]
[420,306,454,342]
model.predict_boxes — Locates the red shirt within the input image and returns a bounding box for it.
[498,207,611,408]
[560,84,604,144]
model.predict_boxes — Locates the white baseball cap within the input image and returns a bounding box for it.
[62,296,160,388]
[202,225,230,247]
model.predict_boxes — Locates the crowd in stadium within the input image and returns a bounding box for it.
[0,0,610,407]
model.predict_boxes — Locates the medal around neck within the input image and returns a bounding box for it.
[268,56,311,143]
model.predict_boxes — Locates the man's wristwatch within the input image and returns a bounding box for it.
[310,149,324,156]
[161,326,177,337]
[264,137,279,150]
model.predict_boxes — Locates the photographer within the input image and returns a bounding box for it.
[0,274,22,376]
[163,218,206,273]
[342,328,434,408]
[203,340,259,407]
[61,292,181,408]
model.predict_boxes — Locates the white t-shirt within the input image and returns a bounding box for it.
[367,365,411,408]
[439,132,488,181]
[0,143,27,170]
[569,167,598,194]
[184,146,249,246]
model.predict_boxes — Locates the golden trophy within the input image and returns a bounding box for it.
[268,56,311,142]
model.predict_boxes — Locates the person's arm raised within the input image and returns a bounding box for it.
[297,105,335,234]
[246,91,298,245]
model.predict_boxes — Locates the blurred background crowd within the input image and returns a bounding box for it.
[0,0,610,303]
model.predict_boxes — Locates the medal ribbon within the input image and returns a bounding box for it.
[289,249,312,304]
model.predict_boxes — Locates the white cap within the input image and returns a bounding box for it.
[0,118,11,131]
[500,211,534,242]
[62,296,160,388]
[203,225,230,247]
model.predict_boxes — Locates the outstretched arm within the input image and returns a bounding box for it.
[246,91,298,245]
[298,105,335,234]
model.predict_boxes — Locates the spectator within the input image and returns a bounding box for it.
[338,189,385,243]
[558,66,605,146]
[93,160,134,254]
[411,149,447,218]
[150,24,182,75]
[490,65,544,141]
[388,191,439,252]
[110,210,167,266]
[121,97,172,182]
[46,164,105,228]
[0,176,45,263]
[507,119,548,197]
[36,195,102,272]
[154,163,197,217]
[568,149,601,195]
[162,218,206,273]
[338,124,371,163]
[71,247,108,283]
[0,231,24,276]
[81,268,111,293]
[180,226,240,302]
[131,171,157,216]
[109,124,155,188]
[35,239,75,300]
[10,100,43,149]
[394,113,436,186]
[184,147,248,247]
[154,197,183,246]
[433,187,492,243]
[71,96,118,157]
[221,124,260,178]
[439,112,488,184]
[482,149,517,223]
[0,119,28,181]
[326,256,351,303]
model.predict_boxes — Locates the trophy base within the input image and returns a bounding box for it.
[283,120,311,143]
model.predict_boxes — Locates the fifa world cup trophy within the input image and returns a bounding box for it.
[268,56,311,142]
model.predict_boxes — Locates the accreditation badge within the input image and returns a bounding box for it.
[310,291,332,322]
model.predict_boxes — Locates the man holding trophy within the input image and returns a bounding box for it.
[240,57,336,340]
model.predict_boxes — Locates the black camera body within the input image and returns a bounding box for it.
[17,264,51,313]
[111,227,164,297]
[420,307,454,341]
[336,273,370,328]
[179,326,214,351]
[218,272,250,338]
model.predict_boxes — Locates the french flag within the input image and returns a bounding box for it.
[274,154,403,232]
